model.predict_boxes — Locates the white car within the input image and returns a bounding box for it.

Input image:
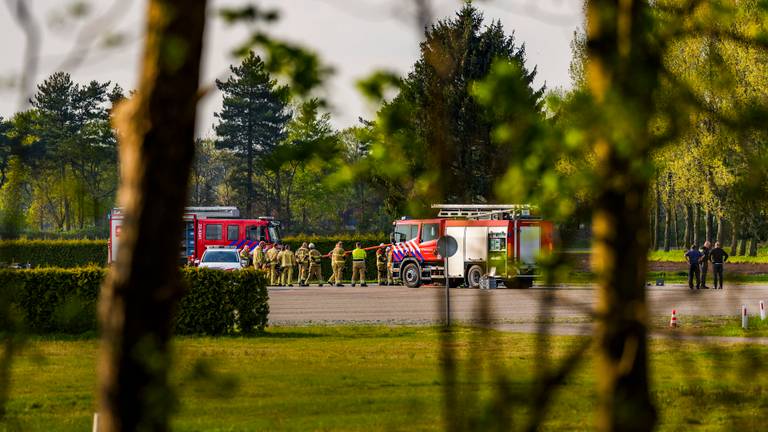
[198,248,247,271]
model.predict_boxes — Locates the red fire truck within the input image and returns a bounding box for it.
[390,204,554,288]
[108,206,281,264]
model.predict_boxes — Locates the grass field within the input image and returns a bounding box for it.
[649,248,768,263]
[2,326,768,431]
[650,314,768,337]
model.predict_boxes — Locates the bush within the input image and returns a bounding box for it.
[176,268,269,334]
[281,235,389,281]
[0,267,269,335]
[0,239,107,268]
[0,267,103,333]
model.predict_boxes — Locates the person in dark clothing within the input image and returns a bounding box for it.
[700,241,711,289]
[709,241,729,289]
[684,244,703,290]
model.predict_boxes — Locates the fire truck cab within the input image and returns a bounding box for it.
[390,204,553,288]
[108,206,281,264]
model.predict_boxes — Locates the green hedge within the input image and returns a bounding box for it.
[0,267,268,335]
[0,240,107,268]
[281,236,389,282]
[176,268,269,334]
[0,235,394,278]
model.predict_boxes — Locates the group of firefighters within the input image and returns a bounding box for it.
[239,241,397,287]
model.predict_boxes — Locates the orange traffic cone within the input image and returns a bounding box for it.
[669,309,678,328]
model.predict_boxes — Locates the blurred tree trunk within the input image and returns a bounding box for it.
[586,0,658,430]
[730,219,738,255]
[692,205,699,246]
[683,205,691,246]
[716,216,723,244]
[96,0,207,431]
[705,209,712,243]
[749,233,758,257]
[653,179,661,250]
[673,206,679,248]
[663,204,671,252]
[663,172,672,251]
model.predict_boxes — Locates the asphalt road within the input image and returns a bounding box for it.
[268,283,768,324]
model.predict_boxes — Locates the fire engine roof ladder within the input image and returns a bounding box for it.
[431,204,536,220]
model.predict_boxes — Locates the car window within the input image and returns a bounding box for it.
[202,250,239,263]
[205,224,222,240]
[227,225,240,241]
[421,223,439,242]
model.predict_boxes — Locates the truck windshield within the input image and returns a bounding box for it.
[202,251,239,263]
[268,226,280,243]
[393,224,417,242]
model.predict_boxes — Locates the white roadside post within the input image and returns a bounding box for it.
[742,305,749,330]
[93,413,99,432]
[760,301,766,321]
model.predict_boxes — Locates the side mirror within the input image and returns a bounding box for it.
[240,259,249,267]
[194,259,200,266]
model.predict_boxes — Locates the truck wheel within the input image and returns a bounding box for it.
[402,262,422,288]
[466,265,483,289]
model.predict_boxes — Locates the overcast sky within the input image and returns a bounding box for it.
[0,0,583,136]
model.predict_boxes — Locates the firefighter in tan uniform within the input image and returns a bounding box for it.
[295,242,310,286]
[303,243,324,286]
[239,244,252,266]
[327,241,346,287]
[351,242,367,287]
[265,244,280,285]
[279,244,296,286]
[376,243,388,285]
[252,241,266,270]
[386,246,396,285]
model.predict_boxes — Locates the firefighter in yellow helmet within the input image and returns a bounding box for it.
[386,246,396,285]
[265,244,280,285]
[279,244,296,287]
[327,241,346,287]
[252,241,266,270]
[304,243,324,286]
[376,243,388,285]
[295,242,310,286]
[239,243,252,266]
[351,242,367,287]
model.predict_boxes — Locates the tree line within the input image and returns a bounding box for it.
[0,59,392,237]
[1,1,765,258]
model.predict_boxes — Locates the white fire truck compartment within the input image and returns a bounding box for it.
[445,226,465,278]
[465,227,488,262]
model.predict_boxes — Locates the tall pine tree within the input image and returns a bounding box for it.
[30,72,117,229]
[214,52,291,217]
[380,3,543,207]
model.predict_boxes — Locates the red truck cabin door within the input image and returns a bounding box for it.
[417,220,441,261]
[391,222,420,261]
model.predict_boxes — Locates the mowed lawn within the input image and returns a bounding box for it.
[3,326,768,431]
